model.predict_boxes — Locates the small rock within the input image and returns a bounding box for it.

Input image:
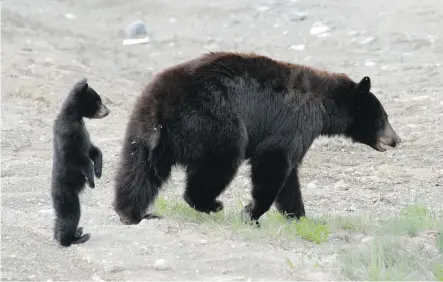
[361,36,376,45]
[65,13,76,19]
[306,181,318,189]
[199,239,207,244]
[334,180,349,190]
[154,259,169,271]
[290,11,308,21]
[256,6,270,12]
[364,60,376,67]
[140,246,149,254]
[361,236,374,243]
[310,22,330,36]
[126,20,148,38]
[289,44,305,51]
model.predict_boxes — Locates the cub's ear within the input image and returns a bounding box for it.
[72,78,89,94]
[356,76,371,94]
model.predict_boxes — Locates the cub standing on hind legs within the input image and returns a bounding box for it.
[51,78,110,247]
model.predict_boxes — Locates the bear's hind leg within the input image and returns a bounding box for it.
[184,158,240,214]
[113,137,172,225]
[53,191,90,247]
[274,167,306,220]
[242,147,292,226]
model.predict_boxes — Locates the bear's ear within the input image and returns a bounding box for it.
[72,78,89,95]
[356,76,371,94]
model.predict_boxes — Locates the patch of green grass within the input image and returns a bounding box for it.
[324,214,374,233]
[153,196,330,244]
[340,237,441,281]
[437,232,443,253]
[432,260,443,281]
[338,204,443,281]
[378,204,441,237]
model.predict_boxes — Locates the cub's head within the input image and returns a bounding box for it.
[69,78,110,119]
[346,76,401,152]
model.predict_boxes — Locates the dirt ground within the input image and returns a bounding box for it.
[1,0,443,280]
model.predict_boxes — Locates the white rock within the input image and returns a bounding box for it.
[122,37,149,46]
[65,13,76,19]
[256,6,270,12]
[361,236,374,243]
[310,22,330,36]
[289,44,305,51]
[306,182,318,189]
[361,37,376,45]
[199,239,207,244]
[154,259,169,271]
[126,20,148,38]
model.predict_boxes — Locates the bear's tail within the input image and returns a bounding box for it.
[113,126,172,224]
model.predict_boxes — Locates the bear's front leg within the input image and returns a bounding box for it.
[274,167,306,220]
[242,147,292,226]
[89,145,103,178]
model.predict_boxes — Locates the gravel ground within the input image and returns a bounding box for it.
[1,0,443,280]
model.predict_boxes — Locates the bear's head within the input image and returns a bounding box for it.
[113,196,154,225]
[345,76,401,152]
[68,78,111,119]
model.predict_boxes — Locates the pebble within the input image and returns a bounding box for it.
[290,13,308,21]
[65,13,76,19]
[126,20,148,38]
[289,44,305,51]
[199,239,207,244]
[306,181,318,189]
[364,60,376,67]
[309,22,330,36]
[154,259,169,271]
[256,6,270,12]
[334,180,349,190]
[361,36,376,45]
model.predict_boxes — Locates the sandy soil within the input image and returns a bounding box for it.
[1,0,443,280]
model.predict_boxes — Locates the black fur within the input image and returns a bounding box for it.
[51,78,110,246]
[113,52,401,226]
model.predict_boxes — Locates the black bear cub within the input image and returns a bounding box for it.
[51,78,110,247]
[113,52,401,226]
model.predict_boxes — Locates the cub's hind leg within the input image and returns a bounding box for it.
[52,189,90,247]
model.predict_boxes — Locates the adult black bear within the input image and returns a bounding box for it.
[113,52,401,226]
[51,78,110,246]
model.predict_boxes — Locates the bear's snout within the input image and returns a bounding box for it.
[114,206,142,225]
[375,119,401,151]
